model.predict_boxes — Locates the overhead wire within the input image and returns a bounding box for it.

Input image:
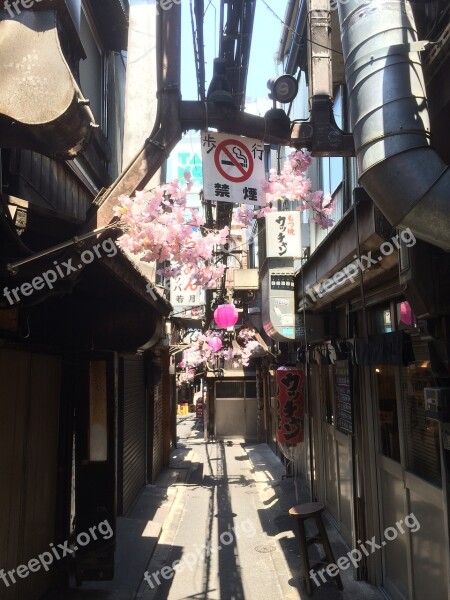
[259,0,343,55]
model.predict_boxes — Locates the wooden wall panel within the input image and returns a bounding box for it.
[12,149,92,220]
[0,350,30,600]
[0,350,61,600]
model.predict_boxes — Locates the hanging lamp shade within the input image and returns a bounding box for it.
[214,304,239,328]
[208,336,223,352]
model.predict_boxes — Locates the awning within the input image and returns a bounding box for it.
[297,196,397,311]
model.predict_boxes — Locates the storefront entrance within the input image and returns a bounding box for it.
[372,346,449,600]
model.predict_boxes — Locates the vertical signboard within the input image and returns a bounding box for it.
[266,211,302,258]
[276,367,305,443]
[335,359,353,434]
[170,267,205,320]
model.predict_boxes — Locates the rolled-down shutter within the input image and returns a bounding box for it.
[120,355,147,515]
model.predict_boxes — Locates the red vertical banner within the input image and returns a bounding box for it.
[276,367,305,444]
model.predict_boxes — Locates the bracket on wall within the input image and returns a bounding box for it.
[291,95,355,157]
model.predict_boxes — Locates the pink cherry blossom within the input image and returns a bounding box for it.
[233,149,334,230]
[113,150,334,296]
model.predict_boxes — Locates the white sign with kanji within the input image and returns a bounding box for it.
[170,268,205,320]
[266,211,302,258]
[201,131,265,205]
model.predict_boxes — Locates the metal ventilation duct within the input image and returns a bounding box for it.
[337,0,450,250]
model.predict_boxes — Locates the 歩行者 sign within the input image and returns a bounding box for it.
[202,131,265,205]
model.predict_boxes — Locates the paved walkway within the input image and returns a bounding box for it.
[138,416,384,600]
[45,415,386,600]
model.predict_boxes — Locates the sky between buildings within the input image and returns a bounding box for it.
[180,0,288,104]
[169,0,289,207]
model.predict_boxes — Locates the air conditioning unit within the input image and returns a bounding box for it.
[233,269,259,290]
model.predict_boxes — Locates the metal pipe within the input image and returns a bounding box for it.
[337,0,450,250]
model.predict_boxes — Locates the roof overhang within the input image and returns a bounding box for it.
[297,196,398,311]
[0,9,95,158]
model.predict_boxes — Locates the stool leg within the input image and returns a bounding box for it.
[315,515,344,591]
[296,519,314,596]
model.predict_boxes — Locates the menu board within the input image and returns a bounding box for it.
[335,359,352,434]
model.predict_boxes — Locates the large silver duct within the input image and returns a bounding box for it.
[337,0,450,250]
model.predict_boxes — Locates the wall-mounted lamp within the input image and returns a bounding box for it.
[264,74,298,137]
[267,74,299,105]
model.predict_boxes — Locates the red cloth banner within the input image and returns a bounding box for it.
[276,367,305,444]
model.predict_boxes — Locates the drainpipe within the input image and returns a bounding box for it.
[337,0,450,251]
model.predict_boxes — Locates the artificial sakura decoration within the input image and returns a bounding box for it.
[113,174,229,289]
[177,328,262,382]
[233,149,334,229]
[236,328,261,366]
[113,150,334,294]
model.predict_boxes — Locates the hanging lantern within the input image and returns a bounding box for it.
[208,336,223,352]
[276,367,305,444]
[214,304,239,328]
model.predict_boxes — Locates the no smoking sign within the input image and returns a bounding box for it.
[202,131,265,205]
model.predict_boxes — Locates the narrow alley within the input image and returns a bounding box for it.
[136,416,385,600]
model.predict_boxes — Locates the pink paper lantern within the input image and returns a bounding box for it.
[214,304,239,328]
[208,336,223,352]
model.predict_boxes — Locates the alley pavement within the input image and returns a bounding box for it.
[46,415,385,600]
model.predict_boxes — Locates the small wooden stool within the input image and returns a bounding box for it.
[289,502,343,595]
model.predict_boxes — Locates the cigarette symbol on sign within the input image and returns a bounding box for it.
[221,147,248,169]
[214,139,254,183]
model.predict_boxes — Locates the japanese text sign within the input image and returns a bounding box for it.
[276,367,305,444]
[266,211,302,258]
[201,131,265,206]
[170,267,205,320]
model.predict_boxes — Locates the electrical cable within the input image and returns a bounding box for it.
[259,0,343,55]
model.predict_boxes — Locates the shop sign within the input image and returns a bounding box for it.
[276,367,305,444]
[266,211,302,258]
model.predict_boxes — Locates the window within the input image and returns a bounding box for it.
[402,360,441,486]
[373,304,392,334]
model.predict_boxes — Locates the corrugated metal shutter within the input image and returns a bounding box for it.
[121,355,147,515]
[152,381,164,482]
